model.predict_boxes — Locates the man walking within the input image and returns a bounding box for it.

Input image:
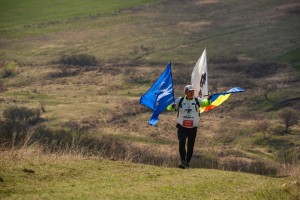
[167,85,211,169]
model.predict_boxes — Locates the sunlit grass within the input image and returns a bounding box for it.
[1,0,299,64]
[0,148,296,199]
[0,0,160,29]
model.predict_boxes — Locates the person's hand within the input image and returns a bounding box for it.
[207,95,212,100]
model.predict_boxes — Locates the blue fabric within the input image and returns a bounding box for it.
[211,87,245,100]
[140,63,174,126]
[211,87,245,97]
[226,87,245,93]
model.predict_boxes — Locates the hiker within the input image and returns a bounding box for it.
[167,85,211,169]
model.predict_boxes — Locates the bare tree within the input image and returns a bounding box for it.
[279,108,299,133]
[263,83,278,103]
[257,119,270,139]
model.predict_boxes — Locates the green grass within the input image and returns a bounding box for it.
[0,0,161,42]
[0,0,159,29]
[278,48,300,71]
[0,149,297,200]
[1,0,299,64]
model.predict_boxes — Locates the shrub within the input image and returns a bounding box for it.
[257,119,270,139]
[218,157,279,175]
[0,80,5,92]
[51,128,73,151]
[279,108,299,133]
[3,106,41,126]
[29,125,54,146]
[59,54,97,66]
[0,106,41,146]
[77,136,172,166]
[0,61,19,78]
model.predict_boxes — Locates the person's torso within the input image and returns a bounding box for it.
[176,97,200,128]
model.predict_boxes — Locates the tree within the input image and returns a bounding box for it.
[257,119,270,139]
[262,83,277,103]
[279,108,299,133]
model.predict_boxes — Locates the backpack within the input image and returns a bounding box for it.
[176,97,200,118]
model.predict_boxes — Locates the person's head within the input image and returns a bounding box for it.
[184,85,195,99]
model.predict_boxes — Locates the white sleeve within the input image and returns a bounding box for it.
[196,97,202,106]
[174,97,183,105]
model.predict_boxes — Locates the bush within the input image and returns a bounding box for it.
[59,54,97,66]
[0,106,41,145]
[3,106,41,125]
[0,61,19,78]
[0,80,5,92]
[218,157,279,175]
[279,108,299,133]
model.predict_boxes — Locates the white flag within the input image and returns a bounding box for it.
[191,48,208,100]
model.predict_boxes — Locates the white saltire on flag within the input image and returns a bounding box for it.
[191,48,208,100]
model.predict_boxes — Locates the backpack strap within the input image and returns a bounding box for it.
[194,97,200,107]
[177,97,200,118]
[194,97,200,116]
[176,97,184,118]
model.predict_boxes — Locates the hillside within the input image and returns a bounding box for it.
[0,148,299,199]
[0,0,299,198]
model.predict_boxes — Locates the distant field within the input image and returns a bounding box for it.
[0,0,160,29]
[0,0,299,64]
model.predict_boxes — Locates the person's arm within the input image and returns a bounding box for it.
[199,96,212,107]
[167,97,180,111]
[167,103,175,111]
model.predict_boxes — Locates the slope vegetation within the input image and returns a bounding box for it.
[0,1,299,197]
[0,149,298,199]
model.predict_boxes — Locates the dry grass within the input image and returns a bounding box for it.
[2,146,298,200]
[1,59,299,176]
[0,0,299,181]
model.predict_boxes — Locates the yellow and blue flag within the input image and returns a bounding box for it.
[140,63,174,126]
[200,87,245,113]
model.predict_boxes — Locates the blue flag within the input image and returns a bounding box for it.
[140,63,174,126]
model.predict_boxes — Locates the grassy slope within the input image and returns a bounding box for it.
[0,149,297,200]
[0,0,159,28]
[0,0,300,198]
[0,0,299,63]
[0,0,299,150]
[278,47,300,71]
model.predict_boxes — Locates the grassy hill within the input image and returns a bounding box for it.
[0,148,299,199]
[1,0,299,64]
[0,0,299,199]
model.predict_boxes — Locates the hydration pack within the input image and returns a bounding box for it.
[176,97,200,118]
